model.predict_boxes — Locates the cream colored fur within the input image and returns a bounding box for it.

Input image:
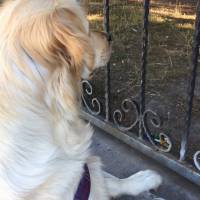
[0,0,162,199]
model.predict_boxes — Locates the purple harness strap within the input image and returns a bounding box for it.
[74,164,91,200]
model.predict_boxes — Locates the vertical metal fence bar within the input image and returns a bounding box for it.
[103,0,111,121]
[180,2,200,161]
[139,0,150,138]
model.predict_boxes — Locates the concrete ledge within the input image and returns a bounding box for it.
[92,127,200,200]
[81,111,200,187]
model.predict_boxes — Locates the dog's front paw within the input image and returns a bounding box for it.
[138,170,162,191]
[125,170,162,196]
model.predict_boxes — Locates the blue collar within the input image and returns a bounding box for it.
[74,164,91,200]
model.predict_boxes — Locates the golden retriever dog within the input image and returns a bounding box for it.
[0,0,162,199]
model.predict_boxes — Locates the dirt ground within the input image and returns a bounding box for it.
[84,0,200,167]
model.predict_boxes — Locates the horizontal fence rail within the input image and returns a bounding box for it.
[81,0,200,186]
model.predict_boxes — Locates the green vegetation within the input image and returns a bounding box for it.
[86,0,199,161]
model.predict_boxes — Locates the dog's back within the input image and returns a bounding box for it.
[0,1,94,199]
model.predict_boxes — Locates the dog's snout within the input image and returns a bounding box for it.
[100,31,110,40]
[98,31,112,44]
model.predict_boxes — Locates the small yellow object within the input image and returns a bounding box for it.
[160,138,165,146]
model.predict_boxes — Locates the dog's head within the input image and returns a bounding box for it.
[1,0,111,81]
[0,0,111,114]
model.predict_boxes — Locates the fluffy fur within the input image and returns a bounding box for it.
[0,0,162,199]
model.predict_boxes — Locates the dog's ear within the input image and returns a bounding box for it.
[18,7,94,79]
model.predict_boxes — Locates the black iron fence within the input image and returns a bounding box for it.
[81,0,200,186]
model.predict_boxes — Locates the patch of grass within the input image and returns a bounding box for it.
[88,0,195,97]
[86,0,199,162]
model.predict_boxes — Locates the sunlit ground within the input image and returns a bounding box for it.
[87,4,195,30]
[87,14,103,22]
[150,7,195,29]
